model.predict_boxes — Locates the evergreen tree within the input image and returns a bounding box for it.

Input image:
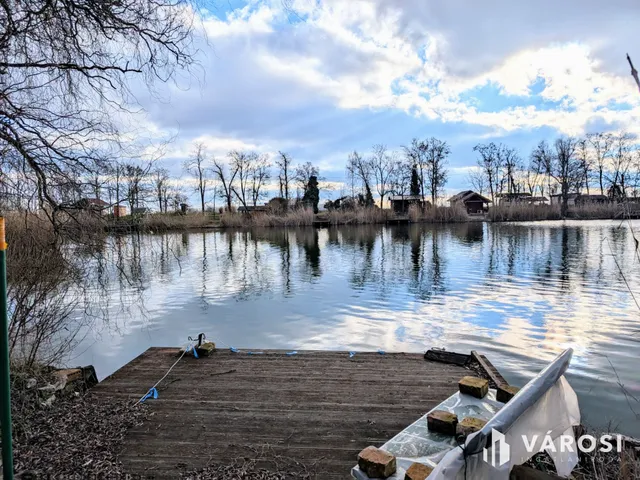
[303,175,320,213]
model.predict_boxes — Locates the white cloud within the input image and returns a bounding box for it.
[134,0,640,193]
[195,1,640,138]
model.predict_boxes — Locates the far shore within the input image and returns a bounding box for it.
[101,203,636,233]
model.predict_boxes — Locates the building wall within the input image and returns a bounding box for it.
[464,200,485,214]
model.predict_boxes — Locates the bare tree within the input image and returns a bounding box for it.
[167,181,187,212]
[123,162,152,214]
[575,139,591,194]
[152,168,170,213]
[524,154,544,197]
[534,137,580,217]
[500,146,521,194]
[250,154,271,207]
[370,144,397,208]
[389,158,412,197]
[276,152,293,203]
[530,140,554,198]
[608,132,634,197]
[587,132,614,195]
[346,152,374,206]
[474,142,503,203]
[468,168,486,195]
[0,0,197,226]
[212,156,239,212]
[184,143,211,213]
[229,151,254,210]
[424,137,450,205]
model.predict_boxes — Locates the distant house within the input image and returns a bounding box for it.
[550,193,609,206]
[131,207,150,215]
[237,205,268,213]
[496,193,549,205]
[75,198,108,215]
[550,193,578,206]
[113,205,127,218]
[389,195,427,215]
[576,194,609,205]
[495,192,534,205]
[448,191,491,214]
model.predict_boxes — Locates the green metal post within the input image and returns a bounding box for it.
[0,217,13,479]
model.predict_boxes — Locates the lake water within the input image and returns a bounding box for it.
[70,221,640,436]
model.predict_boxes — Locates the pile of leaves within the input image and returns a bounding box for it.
[180,463,312,480]
[180,454,315,480]
[7,370,147,478]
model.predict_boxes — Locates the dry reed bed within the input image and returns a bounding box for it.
[488,203,625,222]
[220,206,468,228]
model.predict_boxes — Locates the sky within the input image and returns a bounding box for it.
[134,0,640,202]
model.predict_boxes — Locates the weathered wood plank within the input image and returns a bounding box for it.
[471,350,508,387]
[95,348,474,478]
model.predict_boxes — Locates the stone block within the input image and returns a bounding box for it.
[497,384,520,403]
[427,410,458,436]
[458,376,489,398]
[456,416,487,440]
[357,446,397,478]
[404,462,434,480]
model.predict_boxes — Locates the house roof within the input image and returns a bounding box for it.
[578,194,608,200]
[449,190,492,204]
[495,192,532,198]
[389,195,424,201]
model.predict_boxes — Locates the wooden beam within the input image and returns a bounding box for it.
[471,351,508,387]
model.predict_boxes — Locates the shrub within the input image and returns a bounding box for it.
[4,213,83,366]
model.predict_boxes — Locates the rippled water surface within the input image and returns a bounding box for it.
[72,221,640,436]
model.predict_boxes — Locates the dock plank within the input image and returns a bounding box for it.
[93,348,472,478]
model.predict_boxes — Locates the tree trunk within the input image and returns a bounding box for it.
[599,170,604,195]
[561,182,569,218]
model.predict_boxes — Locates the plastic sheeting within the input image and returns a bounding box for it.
[352,349,581,480]
[351,390,504,480]
[429,375,580,479]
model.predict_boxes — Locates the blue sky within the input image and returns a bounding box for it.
[136,0,640,201]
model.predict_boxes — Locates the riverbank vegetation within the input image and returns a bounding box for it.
[487,203,625,222]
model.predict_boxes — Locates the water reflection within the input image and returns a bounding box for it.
[72,221,640,436]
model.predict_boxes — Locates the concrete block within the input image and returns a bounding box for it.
[357,446,397,478]
[458,376,489,398]
[456,416,487,440]
[427,410,458,436]
[404,462,433,479]
[497,385,520,403]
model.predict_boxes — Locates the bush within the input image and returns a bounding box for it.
[5,213,83,366]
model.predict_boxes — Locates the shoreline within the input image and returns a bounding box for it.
[103,210,636,234]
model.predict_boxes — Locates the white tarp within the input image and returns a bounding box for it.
[351,391,504,479]
[352,349,580,480]
[429,375,580,479]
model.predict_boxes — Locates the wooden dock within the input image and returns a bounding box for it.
[93,348,474,478]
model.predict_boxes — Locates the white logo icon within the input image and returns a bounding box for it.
[482,429,510,467]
